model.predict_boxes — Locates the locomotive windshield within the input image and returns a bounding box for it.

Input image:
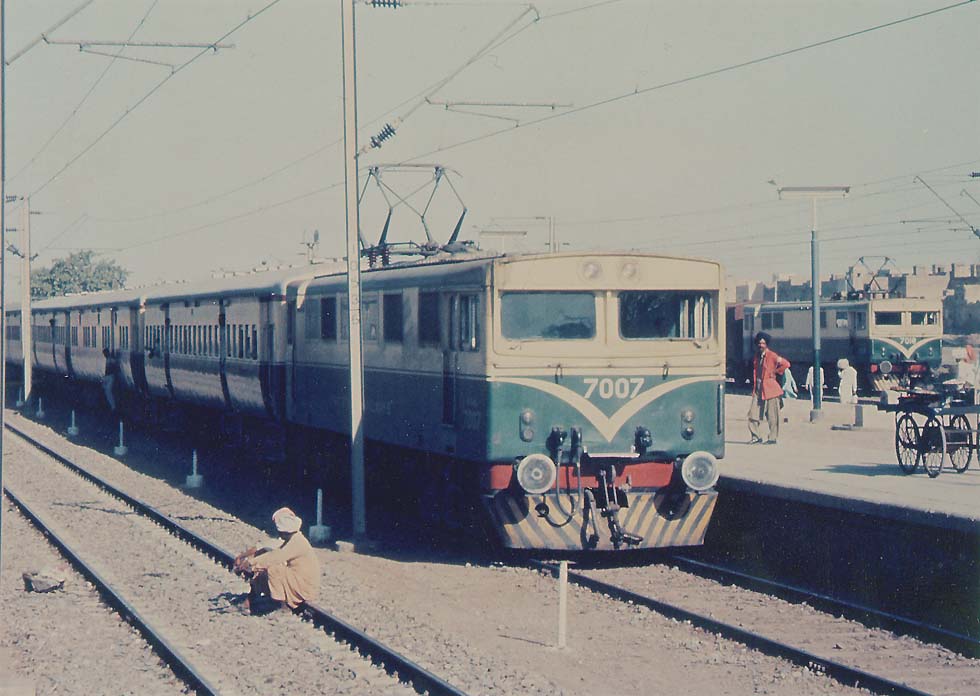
[500,292,596,340]
[619,291,713,340]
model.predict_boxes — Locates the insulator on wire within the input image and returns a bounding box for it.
[369,0,402,8]
[370,123,397,149]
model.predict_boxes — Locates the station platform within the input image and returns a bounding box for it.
[721,393,980,532]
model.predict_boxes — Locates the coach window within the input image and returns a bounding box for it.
[502,292,592,341]
[383,294,403,344]
[619,291,712,340]
[252,325,258,359]
[239,325,246,359]
[418,292,440,345]
[911,311,938,326]
[874,311,902,326]
[321,296,337,340]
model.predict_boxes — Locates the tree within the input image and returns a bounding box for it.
[31,250,129,300]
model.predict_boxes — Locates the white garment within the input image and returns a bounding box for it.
[838,365,858,405]
[804,366,824,405]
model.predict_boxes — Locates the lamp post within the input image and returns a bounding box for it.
[777,185,849,421]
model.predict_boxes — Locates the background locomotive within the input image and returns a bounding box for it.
[727,296,943,394]
[6,250,726,552]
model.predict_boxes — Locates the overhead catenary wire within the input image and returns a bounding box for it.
[11,0,161,184]
[401,0,977,163]
[5,0,96,65]
[89,0,544,225]
[27,0,286,200]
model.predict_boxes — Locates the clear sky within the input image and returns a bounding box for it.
[3,0,978,292]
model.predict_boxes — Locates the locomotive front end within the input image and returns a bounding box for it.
[482,253,724,551]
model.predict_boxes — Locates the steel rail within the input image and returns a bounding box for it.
[667,553,980,658]
[5,421,469,696]
[531,560,932,696]
[3,486,221,695]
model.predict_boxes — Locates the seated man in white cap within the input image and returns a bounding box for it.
[235,507,320,614]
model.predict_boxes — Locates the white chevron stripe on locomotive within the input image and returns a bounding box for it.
[873,335,938,360]
[489,375,717,442]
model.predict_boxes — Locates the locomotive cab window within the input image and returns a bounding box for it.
[911,311,938,326]
[500,292,594,340]
[619,291,713,340]
[874,311,902,326]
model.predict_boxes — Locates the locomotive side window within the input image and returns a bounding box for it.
[418,292,440,345]
[911,311,938,326]
[362,296,379,342]
[501,292,594,340]
[874,311,902,326]
[760,311,783,331]
[619,291,713,340]
[321,297,337,340]
[304,298,320,339]
[454,295,481,351]
[835,311,848,329]
[383,294,403,344]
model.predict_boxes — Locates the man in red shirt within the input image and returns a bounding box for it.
[748,331,791,444]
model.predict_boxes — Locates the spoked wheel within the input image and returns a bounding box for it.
[948,414,974,473]
[894,414,920,474]
[920,416,947,478]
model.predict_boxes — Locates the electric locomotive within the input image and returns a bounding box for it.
[727,296,942,393]
[6,250,725,552]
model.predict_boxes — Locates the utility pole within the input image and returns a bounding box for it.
[778,185,850,421]
[341,0,366,542]
[1,0,8,579]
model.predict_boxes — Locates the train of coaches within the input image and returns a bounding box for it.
[4,250,726,553]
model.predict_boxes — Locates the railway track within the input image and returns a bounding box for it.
[3,420,467,696]
[532,558,980,696]
[666,553,980,658]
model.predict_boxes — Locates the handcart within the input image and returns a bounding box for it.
[878,386,979,478]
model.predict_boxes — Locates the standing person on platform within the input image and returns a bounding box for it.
[101,348,119,414]
[747,332,791,445]
[804,365,825,406]
[838,358,859,405]
[234,507,320,615]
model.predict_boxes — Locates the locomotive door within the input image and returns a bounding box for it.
[442,295,458,427]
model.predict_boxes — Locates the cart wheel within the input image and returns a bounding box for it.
[921,416,946,478]
[894,414,920,474]
[948,414,973,473]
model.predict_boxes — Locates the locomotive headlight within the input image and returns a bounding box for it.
[680,451,719,492]
[516,454,557,495]
[620,261,639,280]
[581,261,602,280]
[519,409,535,442]
[681,409,695,423]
